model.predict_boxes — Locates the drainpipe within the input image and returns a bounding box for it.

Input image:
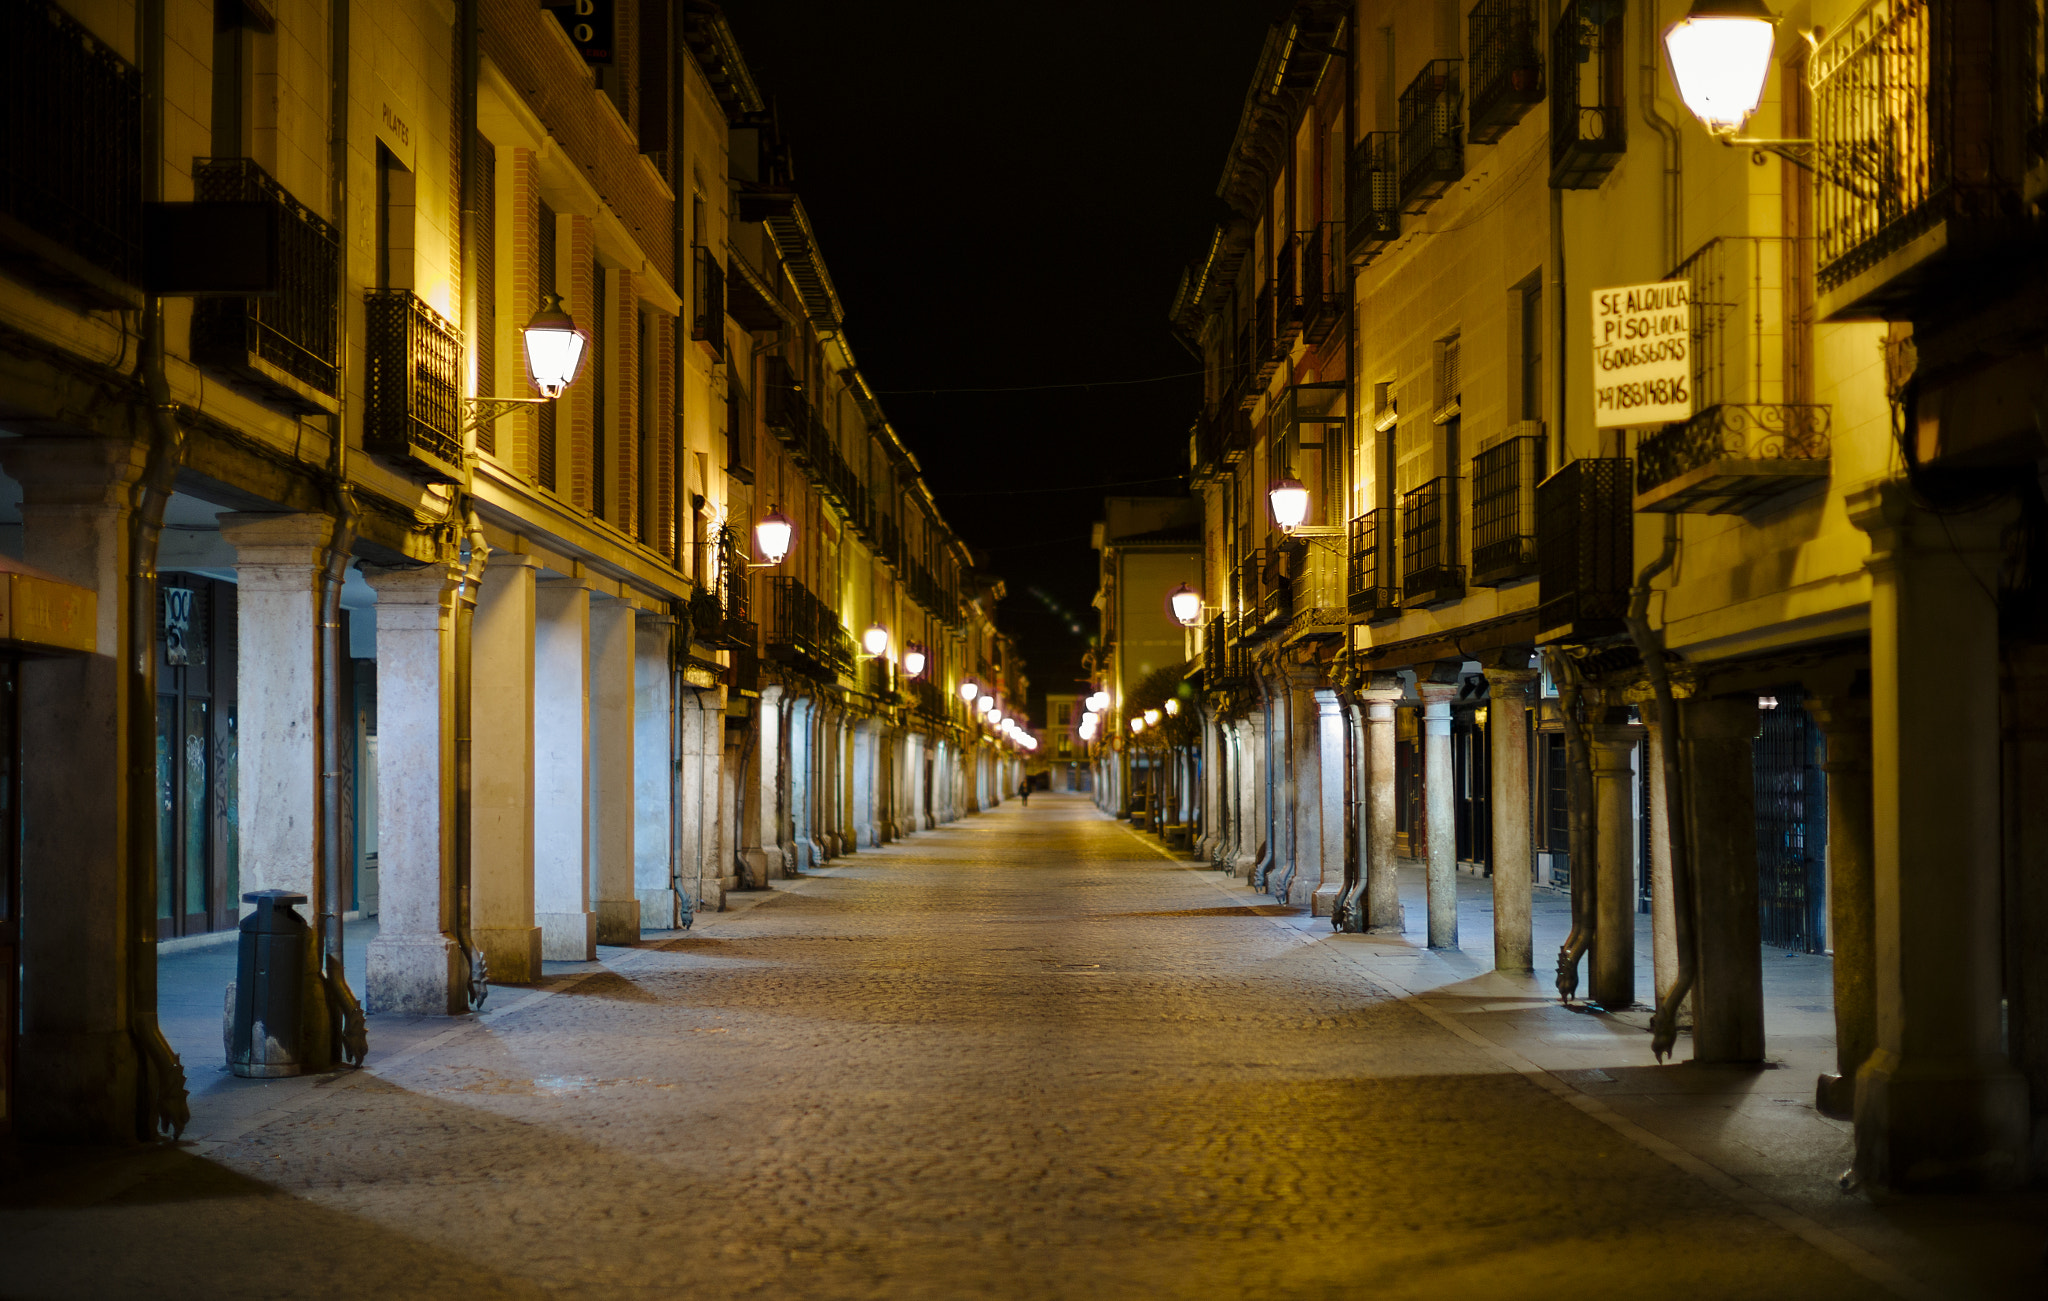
[315,487,366,1064]
[452,512,490,1005]
[1550,647,1596,1000]
[1627,522,1694,1058]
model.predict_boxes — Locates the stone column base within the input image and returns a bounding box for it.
[14,1029,140,1142]
[594,898,641,945]
[1855,1052,2032,1193]
[637,887,679,930]
[366,934,465,1016]
[1311,882,1344,917]
[538,911,597,961]
[735,846,771,886]
[476,925,543,984]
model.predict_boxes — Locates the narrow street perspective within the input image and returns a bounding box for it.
[0,794,1943,1299]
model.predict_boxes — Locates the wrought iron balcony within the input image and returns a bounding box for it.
[1468,0,1544,145]
[191,159,340,411]
[1635,236,1831,513]
[692,245,725,360]
[1536,458,1631,645]
[1299,223,1345,345]
[1273,234,1303,353]
[1809,0,2031,317]
[1397,60,1464,213]
[1252,283,1282,380]
[1471,431,1545,586]
[0,1,143,306]
[762,356,811,450]
[1348,510,1399,620]
[364,290,463,483]
[1400,477,1464,608]
[1635,406,1832,513]
[1346,132,1401,265]
[1282,529,1346,642]
[1550,0,1626,189]
[766,577,853,680]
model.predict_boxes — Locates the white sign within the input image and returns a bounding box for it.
[1591,280,1692,427]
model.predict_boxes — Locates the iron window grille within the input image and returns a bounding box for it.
[1535,457,1632,642]
[1300,222,1346,344]
[0,0,143,300]
[1468,0,1545,145]
[1237,548,1267,624]
[1470,434,1546,586]
[1345,131,1401,263]
[1550,0,1627,189]
[1400,477,1464,606]
[1274,232,1304,353]
[1347,510,1399,618]
[363,289,463,483]
[1397,60,1465,213]
[691,245,725,360]
[191,158,340,407]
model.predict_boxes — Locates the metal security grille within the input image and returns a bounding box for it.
[1399,477,1462,602]
[1397,59,1464,212]
[1468,0,1544,144]
[1754,689,1828,951]
[1345,131,1400,262]
[1550,0,1627,188]
[1535,457,1631,638]
[1471,434,1544,584]
[364,290,464,482]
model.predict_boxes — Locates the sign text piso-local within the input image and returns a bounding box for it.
[1592,280,1691,428]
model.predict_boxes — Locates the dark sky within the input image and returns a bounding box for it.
[723,1,1283,719]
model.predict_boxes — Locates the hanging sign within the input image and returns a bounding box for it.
[545,0,615,65]
[1591,280,1692,427]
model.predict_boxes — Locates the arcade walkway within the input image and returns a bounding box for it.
[1,795,2031,1298]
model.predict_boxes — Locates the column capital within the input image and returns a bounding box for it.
[1414,658,1464,688]
[220,512,333,583]
[1484,666,1541,696]
[483,550,541,572]
[1414,678,1460,706]
[0,436,149,507]
[360,561,461,603]
[1847,481,2019,572]
[1475,647,1534,674]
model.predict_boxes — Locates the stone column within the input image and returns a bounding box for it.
[588,597,639,943]
[220,512,331,909]
[2003,646,2048,1182]
[1416,666,1460,949]
[634,614,677,926]
[1682,696,1764,1063]
[1808,692,1873,1117]
[533,577,594,960]
[0,438,145,1140]
[852,720,876,847]
[1849,485,2028,1191]
[1642,714,1681,1011]
[1359,676,1405,934]
[359,564,464,1014]
[1309,689,1347,915]
[1284,674,1321,909]
[471,552,540,981]
[1589,716,1642,1010]
[1485,665,1539,972]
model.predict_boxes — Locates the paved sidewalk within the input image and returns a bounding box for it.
[2,794,2039,1299]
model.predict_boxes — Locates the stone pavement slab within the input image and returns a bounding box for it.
[2,793,2036,1299]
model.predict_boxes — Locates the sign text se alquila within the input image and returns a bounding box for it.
[1592,280,1692,428]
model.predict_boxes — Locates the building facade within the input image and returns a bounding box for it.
[0,0,1026,1143]
[1119,0,2047,1194]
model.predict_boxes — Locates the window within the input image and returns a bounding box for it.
[374,144,415,292]
[537,200,558,491]
[1433,332,1462,482]
[475,140,498,454]
[211,1,275,163]
[591,260,608,520]
[636,308,652,544]
[1518,276,1542,425]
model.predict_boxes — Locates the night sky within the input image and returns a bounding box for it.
[723,1,1283,720]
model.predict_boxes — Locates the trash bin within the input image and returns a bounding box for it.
[227,889,309,1078]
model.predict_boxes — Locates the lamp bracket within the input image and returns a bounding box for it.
[461,395,551,435]
[1717,134,1880,199]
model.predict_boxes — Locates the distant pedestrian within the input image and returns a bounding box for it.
[1019,781,1031,807]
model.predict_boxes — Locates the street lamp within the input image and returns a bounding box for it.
[1164,698,1180,717]
[1130,717,1145,735]
[976,694,995,715]
[752,508,795,567]
[1143,708,1161,727]
[1662,0,1780,137]
[1088,690,1110,713]
[903,644,928,679]
[860,623,889,659]
[461,295,589,433]
[1268,473,1309,534]
[960,680,979,703]
[1167,583,1203,628]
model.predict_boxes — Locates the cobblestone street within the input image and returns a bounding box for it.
[0,796,1939,1298]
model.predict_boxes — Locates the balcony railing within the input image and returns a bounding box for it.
[692,245,725,361]
[1202,613,1227,684]
[1346,132,1402,265]
[1274,233,1303,353]
[1550,0,1626,189]
[1536,458,1631,644]
[364,290,463,483]
[191,159,340,410]
[1282,529,1346,641]
[1471,432,1545,586]
[762,355,810,448]
[1400,477,1464,607]
[1635,236,1831,513]
[1398,60,1464,213]
[0,1,143,306]
[1299,223,1345,345]
[1348,510,1399,619]
[1252,283,1281,378]
[766,577,854,679]
[1468,0,1545,145]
